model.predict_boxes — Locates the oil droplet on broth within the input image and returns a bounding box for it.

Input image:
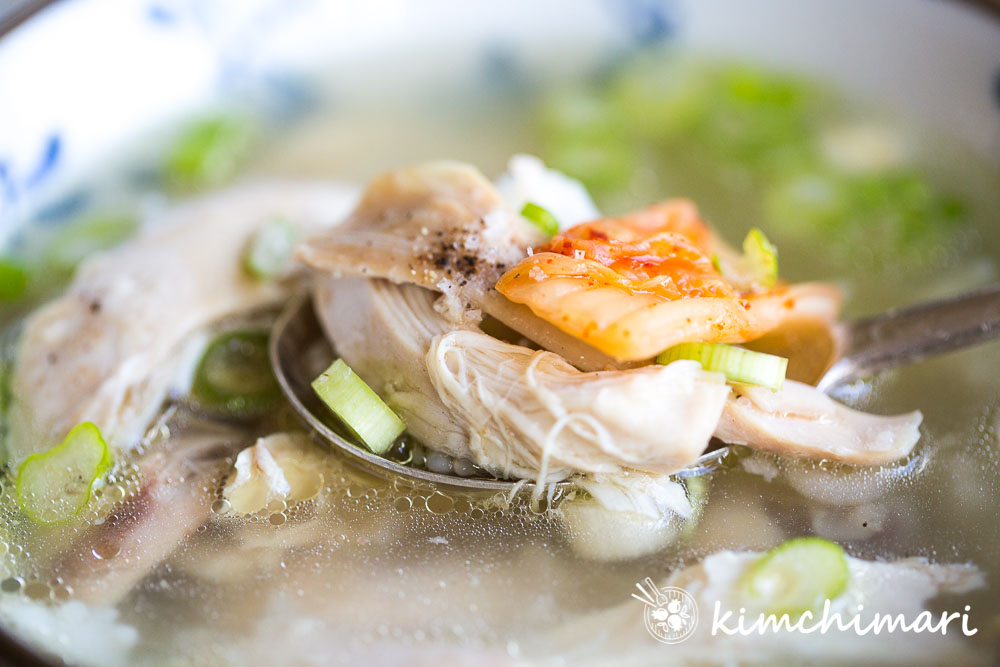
[22,581,51,601]
[92,542,121,561]
[52,584,73,601]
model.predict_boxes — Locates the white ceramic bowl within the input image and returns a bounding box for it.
[1,0,998,243]
[0,1,998,664]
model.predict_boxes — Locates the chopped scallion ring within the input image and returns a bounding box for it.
[165,115,256,189]
[0,259,29,301]
[17,422,113,525]
[191,330,280,419]
[741,537,849,617]
[43,215,137,277]
[520,202,560,237]
[743,227,778,288]
[311,359,406,455]
[656,342,787,391]
[243,218,298,281]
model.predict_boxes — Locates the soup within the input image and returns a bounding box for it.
[1,46,999,665]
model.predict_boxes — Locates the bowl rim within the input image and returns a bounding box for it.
[0,0,55,38]
[0,0,998,665]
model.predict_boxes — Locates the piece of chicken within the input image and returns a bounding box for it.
[297,161,538,323]
[6,182,357,462]
[314,277,730,481]
[717,381,922,465]
[298,162,632,371]
[45,418,247,606]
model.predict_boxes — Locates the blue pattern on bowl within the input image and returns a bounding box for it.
[613,0,677,45]
[0,0,997,246]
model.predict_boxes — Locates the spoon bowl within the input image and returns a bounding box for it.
[271,284,1000,490]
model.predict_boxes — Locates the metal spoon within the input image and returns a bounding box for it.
[270,284,1000,490]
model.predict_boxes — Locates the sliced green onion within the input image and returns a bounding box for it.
[679,475,709,539]
[0,259,29,301]
[17,422,113,524]
[43,215,137,276]
[242,218,298,281]
[610,54,710,142]
[657,342,787,391]
[765,170,967,270]
[311,359,405,455]
[191,330,280,419]
[544,139,635,194]
[165,115,256,189]
[741,537,849,617]
[520,202,560,237]
[742,228,778,288]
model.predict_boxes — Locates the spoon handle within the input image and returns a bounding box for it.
[818,283,1000,392]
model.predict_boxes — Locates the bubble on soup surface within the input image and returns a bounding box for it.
[211,499,231,514]
[425,494,455,515]
[92,542,121,561]
[23,581,51,601]
[1,577,23,593]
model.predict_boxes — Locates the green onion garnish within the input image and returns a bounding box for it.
[43,215,137,277]
[242,218,298,281]
[165,115,256,189]
[0,259,29,301]
[17,422,113,525]
[742,227,778,288]
[656,342,787,391]
[520,202,560,237]
[741,537,849,617]
[190,330,280,419]
[311,359,406,455]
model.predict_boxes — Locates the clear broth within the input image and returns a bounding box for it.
[1,51,999,665]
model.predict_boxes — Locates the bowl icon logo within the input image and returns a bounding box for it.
[632,578,698,644]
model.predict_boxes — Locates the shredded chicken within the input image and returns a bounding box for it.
[314,277,730,481]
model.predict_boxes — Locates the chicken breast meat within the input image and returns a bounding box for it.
[6,182,357,462]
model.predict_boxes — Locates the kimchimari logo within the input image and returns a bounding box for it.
[633,577,979,643]
[632,578,699,644]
